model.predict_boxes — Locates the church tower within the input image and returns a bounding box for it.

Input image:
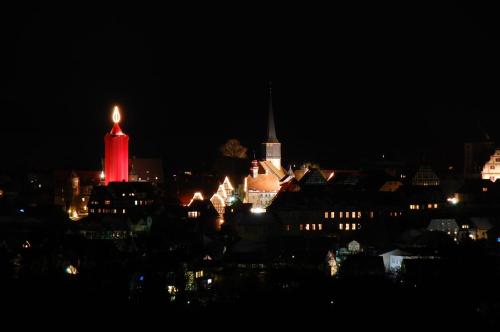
[262,84,281,170]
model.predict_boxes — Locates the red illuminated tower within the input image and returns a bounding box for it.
[104,106,129,185]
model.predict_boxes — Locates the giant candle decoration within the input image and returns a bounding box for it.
[104,106,129,185]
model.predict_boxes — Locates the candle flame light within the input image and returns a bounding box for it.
[112,106,121,123]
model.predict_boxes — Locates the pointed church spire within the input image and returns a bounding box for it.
[267,82,279,143]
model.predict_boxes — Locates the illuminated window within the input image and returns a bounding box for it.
[410,205,414,210]
[300,224,304,231]
[286,225,291,231]
[370,212,374,218]
[325,212,329,219]
[357,223,361,229]
[346,212,350,219]
[482,187,488,192]
[113,209,117,214]
[105,200,111,205]
[188,211,200,218]
[357,211,361,218]
[339,223,343,230]
[305,224,310,231]
[433,204,438,208]
[339,212,343,218]
[134,200,138,206]
[346,224,350,230]
[331,212,335,218]
[122,209,126,214]
[318,224,323,231]
[351,212,356,218]
[311,224,316,231]
[352,223,356,230]
[428,204,432,209]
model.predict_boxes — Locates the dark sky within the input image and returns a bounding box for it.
[1,1,500,172]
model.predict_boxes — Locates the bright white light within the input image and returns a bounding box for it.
[207,278,213,285]
[250,207,266,214]
[112,106,121,123]
[167,285,178,295]
[447,197,459,205]
[65,265,78,275]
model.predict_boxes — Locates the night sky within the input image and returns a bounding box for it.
[1,2,500,172]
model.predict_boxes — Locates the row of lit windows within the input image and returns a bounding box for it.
[188,211,201,218]
[121,192,136,197]
[325,211,375,219]
[299,224,323,231]
[389,212,402,217]
[409,203,438,210]
[339,223,359,231]
[90,208,127,214]
[134,200,153,206]
[91,199,153,206]
[461,224,470,229]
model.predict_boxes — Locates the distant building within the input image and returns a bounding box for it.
[380,249,438,273]
[481,149,500,182]
[465,140,495,179]
[468,217,494,240]
[54,170,101,220]
[186,197,221,232]
[88,182,156,216]
[411,165,440,186]
[243,87,287,209]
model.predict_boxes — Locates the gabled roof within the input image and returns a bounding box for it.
[298,168,327,186]
[411,165,440,186]
[260,160,287,179]
[246,173,280,192]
